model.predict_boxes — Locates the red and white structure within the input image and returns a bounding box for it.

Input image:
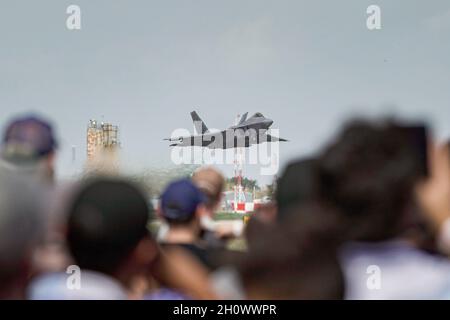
[233,114,247,213]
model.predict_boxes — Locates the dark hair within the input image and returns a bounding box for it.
[67,178,152,274]
[276,158,319,221]
[318,119,424,241]
[239,209,344,299]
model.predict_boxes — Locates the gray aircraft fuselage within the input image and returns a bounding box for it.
[166,111,286,149]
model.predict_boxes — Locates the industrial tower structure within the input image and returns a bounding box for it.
[86,119,120,163]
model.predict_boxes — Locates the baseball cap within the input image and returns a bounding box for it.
[2,115,58,162]
[160,179,207,222]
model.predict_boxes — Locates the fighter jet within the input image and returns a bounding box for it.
[165,111,288,149]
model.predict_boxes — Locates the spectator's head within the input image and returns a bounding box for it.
[66,178,158,279]
[160,179,207,229]
[239,213,344,299]
[1,115,58,182]
[276,158,319,221]
[319,119,428,241]
[192,166,225,212]
[0,169,43,299]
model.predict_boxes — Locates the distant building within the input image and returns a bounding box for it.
[86,120,120,170]
[223,190,254,213]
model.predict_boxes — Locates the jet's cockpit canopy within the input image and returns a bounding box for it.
[251,112,264,118]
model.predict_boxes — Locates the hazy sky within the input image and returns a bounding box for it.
[1,1,449,185]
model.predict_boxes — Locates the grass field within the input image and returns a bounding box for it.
[213,211,251,221]
[149,211,250,251]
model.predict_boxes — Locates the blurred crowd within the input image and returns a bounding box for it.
[1,113,450,300]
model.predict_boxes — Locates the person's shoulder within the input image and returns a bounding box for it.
[27,272,70,300]
[27,270,127,300]
[144,288,190,300]
[340,241,450,299]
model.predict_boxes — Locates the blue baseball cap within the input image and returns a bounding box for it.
[160,179,207,222]
[2,115,58,161]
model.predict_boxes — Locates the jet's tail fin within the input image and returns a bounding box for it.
[237,112,248,125]
[190,111,209,135]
